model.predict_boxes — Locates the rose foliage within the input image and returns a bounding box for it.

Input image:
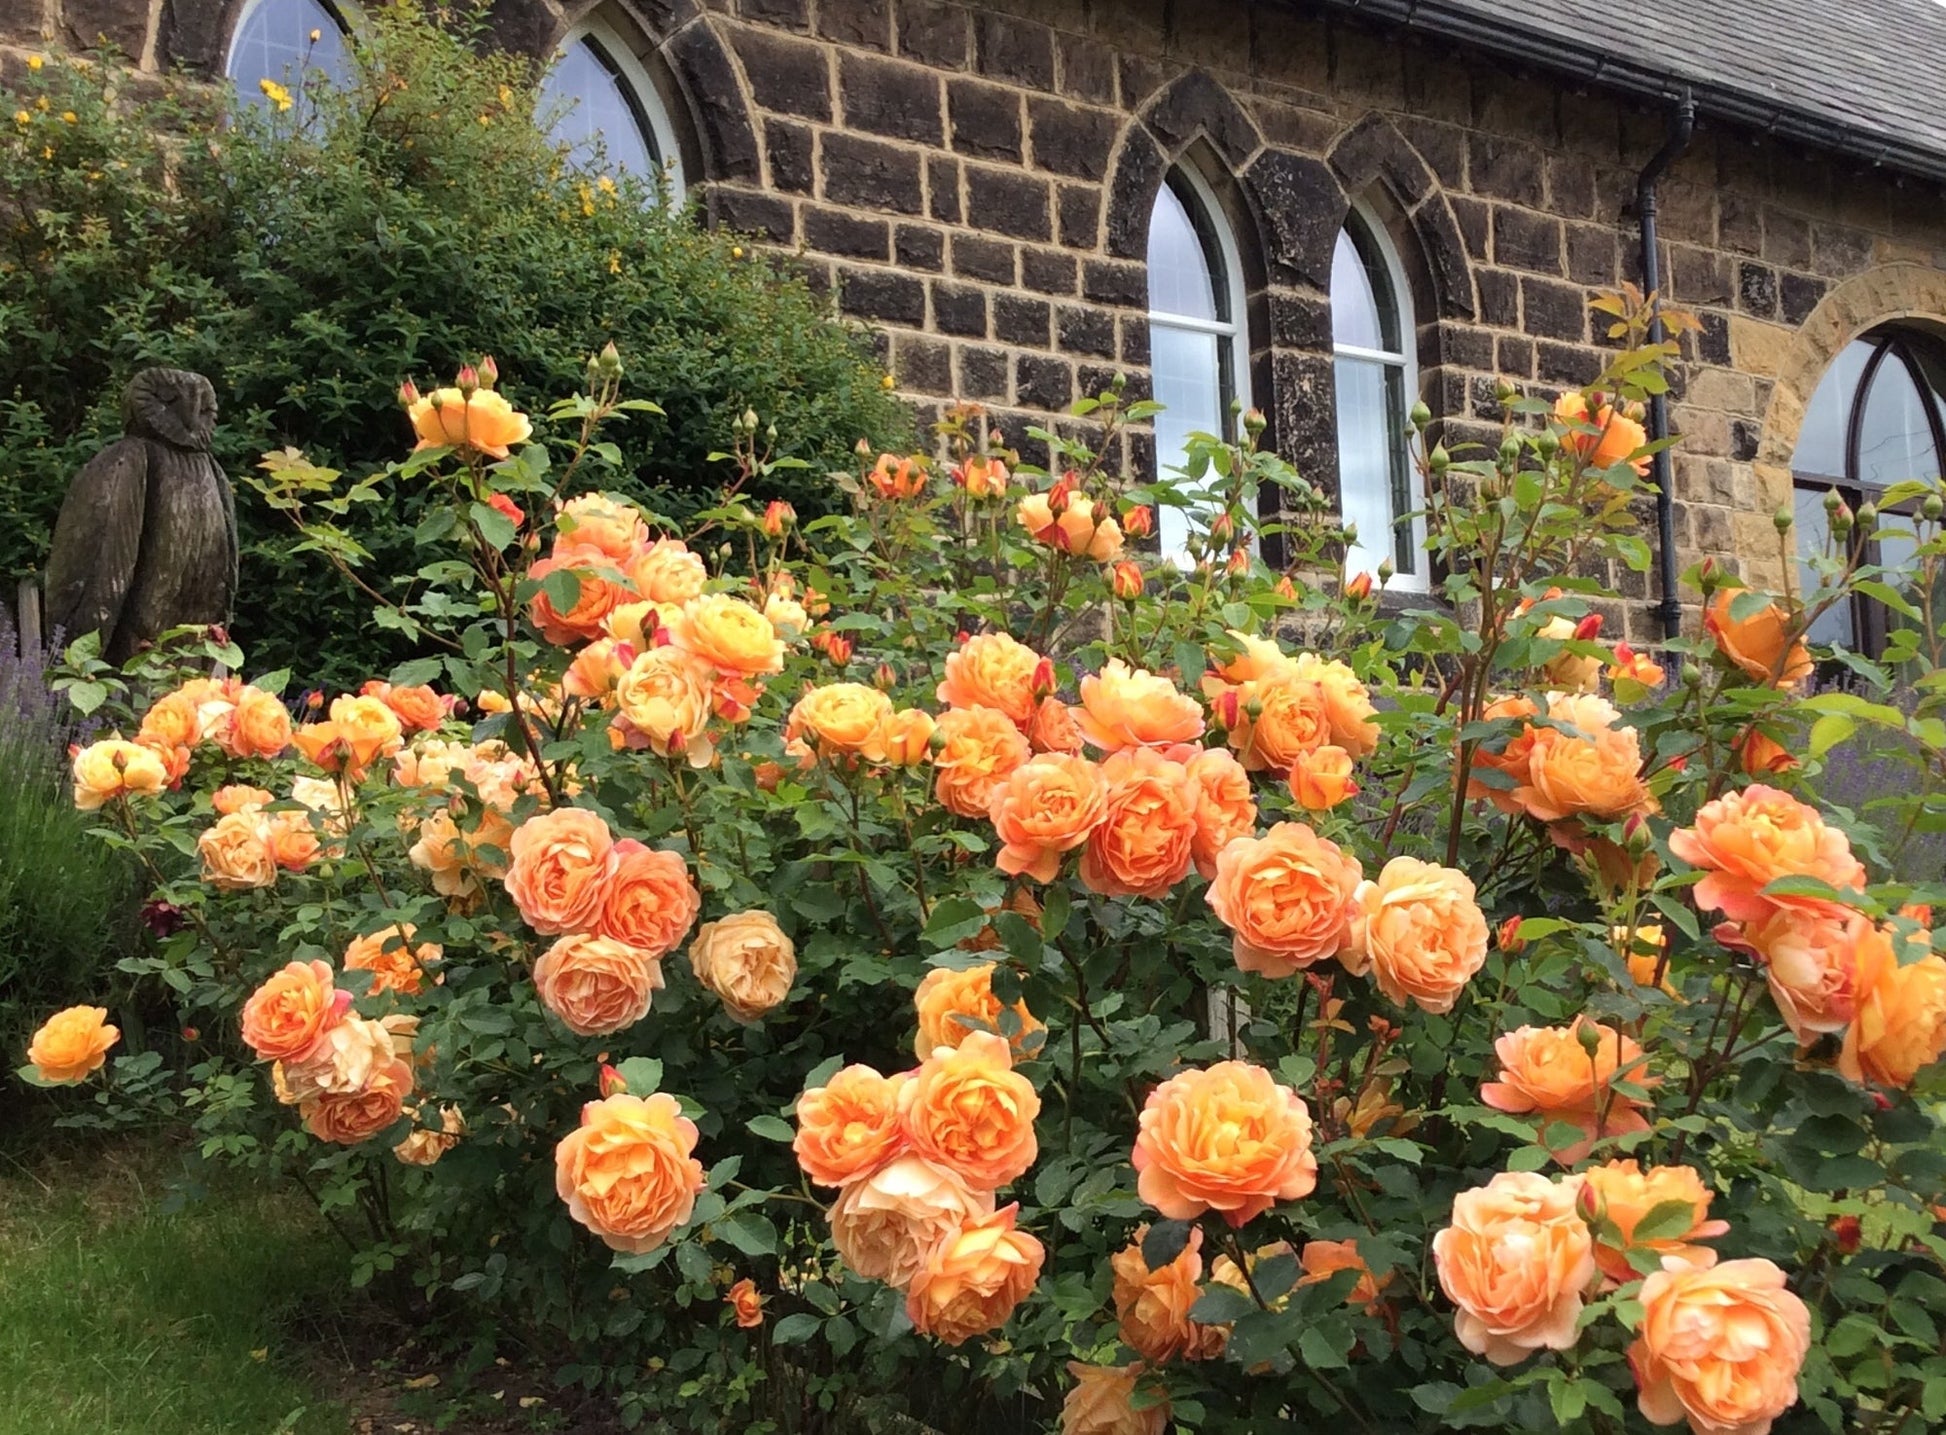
[23,292,1946,1435]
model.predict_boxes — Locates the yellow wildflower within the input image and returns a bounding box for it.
[28,55,44,70]
[607,250,621,274]
[258,78,294,113]
[60,111,76,124]
[12,111,27,126]
[596,175,617,197]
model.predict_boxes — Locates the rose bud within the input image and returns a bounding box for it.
[1496,916,1525,953]
[1829,1215,1862,1254]
[1031,655,1057,698]
[1111,561,1143,600]
[1345,571,1374,601]
[455,363,480,394]
[598,1063,628,1098]
[763,500,795,537]
[1123,504,1154,538]
[398,378,420,408]
[1574,613,1604,641]
[487,492,524,529]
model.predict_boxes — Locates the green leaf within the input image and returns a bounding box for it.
[469,500,517,550]
[66,681,108,717]
[715,1213,778,1257]
[1141,1220,1192,1271]
[1188,1284,1259,1325]
[1297,1321,1353,1369]
[746,1114,795,1143]
[771,1313,821,1344]
[1630,1198,1707,1243]
[674,1240,714,1286]
[921,896,988,949]
[615,1057,662,1095]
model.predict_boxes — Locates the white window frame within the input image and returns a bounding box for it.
[1147,165,1253,567]
[1332,201,1428,592]
[547,15,687,202]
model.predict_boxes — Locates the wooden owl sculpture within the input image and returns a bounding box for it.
[44,369,238,665]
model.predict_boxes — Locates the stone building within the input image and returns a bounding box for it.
[8,0,1946,643]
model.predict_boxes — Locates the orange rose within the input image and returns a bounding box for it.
[596,841,700,958]
[529,546,630,646]
[1466,693,1541,808]
[936,631,1041,726]
[534,933,664,1036]
[1299,1238,1391,1314]
[343,923,441,997]
[554,1092,705,1254]
[794,1064,909,1186]
[627,538,707,605]
[870,452,928,500]
[1206,821,1362,978]
[1080,746,1198,899]
[1017,492,1123,560]
[1839,922,1946,1088]
[1351,857,1489,1014]
[1629,1258,1810,1435]
[667,594,784,677]
[302,1055,414,1145]
[1579,1160,1729,1284]
[612,645,717,764]
[899,1030,1039,1188]
[266,810,320,870]
[409,809,505,900]
[1536,615,1602,693]
[727,1278,764,1328]
[281,1015,410,1103]
[1288,744,1359,811]
[503,807,615,934]
[393,1104,465,1166]
[1729,901,1861,1039]
[1433,1171,1595,1366]
[1554,391,1649,476]
[1513,693,1652,822]
[365,681,445,734]
[1028,695,1085,754]
[1225,675,1331,772]
[913,963,1043,1058]
[198,811,278,891]
[1132,1061,1316,1226]
[1705,589,1812,690]
[1183,748,1256,880]
[26,1004,119,1083]
[240,959,350,1064]
[1074,660,1204,752]
[860,707,936,766]
[71,739,168,810]
[906,1204,1044,1345]
[762,591,809,638]
[828,1155,993,1288]
[137,689,202,750]
[408,386,531,459]
[1290,653,1381,756]
[1111,1226,1227,1362]
[989,753,1109,882]
[216,684,292,758]
[787,682,895,759]
[1735,727,1798,776]
[563,638,630,701]
[212,783,273,815]
[1480,1017,1653,1164]
[932,705,1032,818]
[1060,1363,1168,1435]
[328,694,405,772]
[688,910,796,1023]
[1669,784,1867,924]
[556,493,649,564]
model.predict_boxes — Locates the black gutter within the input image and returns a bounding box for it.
[1306,0,1946,187]
[1639,93,1695,640]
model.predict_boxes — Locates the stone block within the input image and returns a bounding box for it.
[766,119,815,192]
[958,344,1012,399]
[975,12,1055,90]
[1521,276,1587,343]
[1021,247,1077,294]
[1779,271,1825,327]
[927,155,963,223]
[1056,34,1115,105]
[1056,182,1100,250]
[714,187,796,243]
[1015,353,1074,411]
[1058,305,1116,358]
[966,164,1052,240]
[1241,149,1343,290]
[894,333,954,395]
[895,224,945,271]
[1492,206,1563,274]
[741,0,810,29]
[995,293,1052,347]
[953,233,1017,283]
[1083,258,1146,309]
[732,27,832,121]
[932,281,989,337]
[816,0,892,51]
[897,0,968,69]
[1728,316,1791,380]
[948,78,1022,160]
[803,206,888,259]
[823,131,925,214]
[1736,261,1778,319]
[839,266,927,326]
[62,0,154,57]
[1027,97,1120,181]
[840,52,944,145]
[1471,136,1546,207]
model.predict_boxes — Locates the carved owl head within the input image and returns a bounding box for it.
[123,368,218,450]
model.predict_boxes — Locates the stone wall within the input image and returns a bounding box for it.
[11,0,1946,638]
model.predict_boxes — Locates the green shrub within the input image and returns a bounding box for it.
[0,5,908,688]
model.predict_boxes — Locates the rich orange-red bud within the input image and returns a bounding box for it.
[1210,687,1241,731]
[1496,916,1525,953]
[763,499,796,537]
[1123,503,1154,538]
[455,363,480,394]
[872,662,897,691]
[1573,613,1604,641]
[1226,546,1250,576]
[398,378,420,408]
[598,1063,628,1097]
[1210,511,1235,544]
[1830,1215,1861,1254]
[1048,471,1077,512]
[487,492,524,529]
[1111,561,1144,600]
[1030,655,1057,698]
[1734,727,1797,776]
[1274,575,1298,601]
[1345,571,1374,601]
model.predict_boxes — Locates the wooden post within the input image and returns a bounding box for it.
[16,577,40,661]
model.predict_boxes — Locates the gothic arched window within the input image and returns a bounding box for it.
[540,17,685,198]
[226,0,351,112]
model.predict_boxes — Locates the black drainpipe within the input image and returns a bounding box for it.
[1638,90,1696,640]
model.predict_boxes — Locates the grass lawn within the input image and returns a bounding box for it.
[0,1143,354,1435]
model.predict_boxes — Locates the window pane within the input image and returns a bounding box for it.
[1330,228,1385,352]
[1794,486,1858,648]
[1792,339,1874,481]
[1147,183,1219,323]
[542,37,660,178]
[1335,355,1409,578]
[1857,350,1944,489]
[1151,322,1224,560]
[228,0,349,106]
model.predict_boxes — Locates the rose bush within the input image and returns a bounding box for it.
[21,290,1946,1434]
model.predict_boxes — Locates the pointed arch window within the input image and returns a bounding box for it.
[1331,208,1424,589]
[541,17,685,199]
[1791,328,1946,653]
[226,0,351,112]
[1146,168,1251,563]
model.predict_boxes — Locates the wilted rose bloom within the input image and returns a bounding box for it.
[27,1005,119,1084]
[1351,857,1490,1014]
[1669,784,1867,925]
[1183,748,1256,880]
[1628,1258,1810,1435]
[1554,390,1649,476]
[668,594,785,678]
[612,646,717,765]
[562,638,632,700]
[913,963,1043,1059]
[343,923,442,996]
[408,386,532,459]
[860,707,935,766]
[1060,1363,1168,1435]
[727,1277,764,1328]
[554,1092,705,1254]
[503,807,615,935]
[1132,1061,1316,1226]
[1074,660,1204,753]
[1207,822,1362,978]
[302,1055,414,1145]
[906,1204,1044,1345]
[1609,642,1666,688]
[597,840,701,959]
[988,753,1109,883]
[828,1155,993,1288]
[1288,744,1359,811]
[936,631,1041,726]
[1433,1171,1595,1366]
[794,1064,909,1186]
[534,933,665,1036]
[1579,1160,1729,1284]
[1704,589,1812,690]
[1080,747,1198,899]
[787,682,895,760]
[1839,921,1946,1088]
[198,811,278,891]
[689,910,797,1023]
[1480,1017,1653,1164]
[1111,1226,1227,1362]
[72,739,169,810]
[393,1104,465,1166]
[899,1030,1039,1189]
[627,537,707,606]
[933,705,1032,818]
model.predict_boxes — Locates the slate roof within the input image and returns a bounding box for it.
[1315,0,1946,183]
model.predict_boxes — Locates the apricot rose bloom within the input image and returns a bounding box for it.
[1513,695,1653,823]
[1290,652,1381,756]
[828,1155,993,1288]
[900,1030,1040,1189]
[1224,674,1331,772]
[667,594,785,677]
[241,960,350,1064]
[302,1056,414,1145]
[906,1204,1045,1345]
[861,707,936,766]
[1060,1363,1168,1435]
[198,812,279,891]
[343,923,442,996]
[533,933,665,1036]
[27,1005,120,1084]
[1132,1061,1317,1226]
[1028,695,1085,754]
[408,386,532,459]
[1432,1171,1596,1366]
[596,840,701,958]
[72,739,169,810]
[612,646,717,764]
[1016,492,1124,561]
[793,1064,909,1186]
[1073,660,1204,752]
[1481,1017,1652,1164]
[932,705,1032,819]
[327,693,405,771]
[1705,589,1813,690]
[1180,748,1257,880]
[687,910,796,1023]
[1351,857,1490,1014]
[727,1278,764,1328]
[1289,744,1358,811]
[1579,1160,1729,1284]
[913,963,1043,1058]
[1629,1257,1811,1435]
[936,631,1041,726]
[1839,923,1946,1088]
[989,753,1109,882]
[1554,390,1649,476]
[529,548,628,645]
[788,682,895,760]
[219,684,294,757]
[628,537,707,605]
[1206,822,1362,978]
[504,807,615,935]
[1111,1226,1227,1362]
[554,1092,706,1255]
[1669,785,1867,925]
[1731,902,1861,1039]
[1080,747,1198,899]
